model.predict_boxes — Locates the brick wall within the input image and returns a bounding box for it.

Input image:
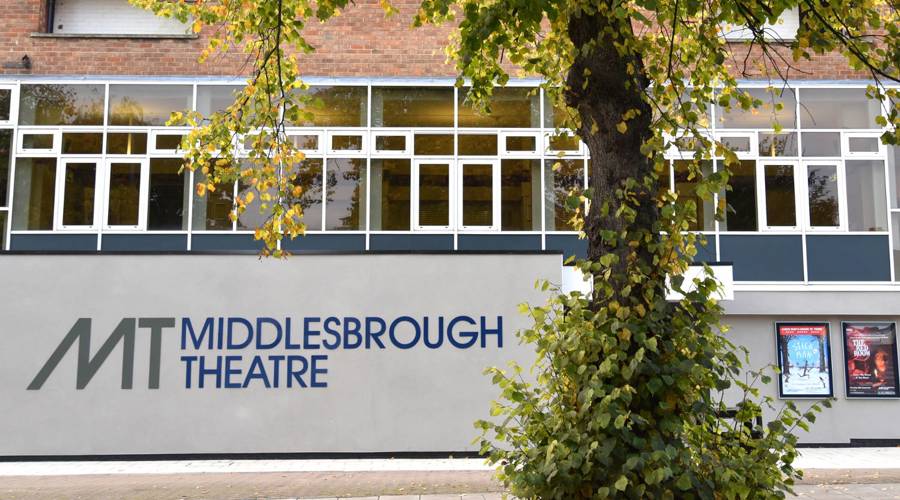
[0,0,870,80]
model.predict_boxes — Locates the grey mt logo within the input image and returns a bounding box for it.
[28,318,175,390]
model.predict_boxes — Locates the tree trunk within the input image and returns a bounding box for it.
[564,9,659,304]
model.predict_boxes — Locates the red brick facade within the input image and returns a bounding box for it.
[0,0,868,80]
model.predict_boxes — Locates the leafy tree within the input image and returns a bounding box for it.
[134,0,897,496]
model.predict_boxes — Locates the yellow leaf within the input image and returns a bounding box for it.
[616,121,628,134]
[192,20,202,33]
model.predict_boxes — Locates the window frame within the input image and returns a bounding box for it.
[457,159,501,231]
[715,131,758,158]
[371,130,413,156]
[843,132,886,158]
[17,128,59,155]
[412,159,454,231]
[544,130,584,156]
[800,160,848,232]
[500,131,541,156]
[148,129,188,156]
[326,130,367,156]
[54,157,102,231]
[103,158,149,231]
[756,159,802,231]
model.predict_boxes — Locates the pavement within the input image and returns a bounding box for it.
[2,448,900,499]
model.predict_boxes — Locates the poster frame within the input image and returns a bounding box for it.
[841,321,900,399]
[774,321,834,399]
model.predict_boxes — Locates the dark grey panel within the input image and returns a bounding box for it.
[546,234,587,261]
[807,234,891,281]
[720,235,804,281]
[101,234,187,252]
[191,234,265,252]
[369,234,453,251]
[457,234,541,252]
[282,234,366,252]
[9,234,97,252]
[692,236,717,263]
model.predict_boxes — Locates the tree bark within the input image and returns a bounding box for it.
[564,8,659,303]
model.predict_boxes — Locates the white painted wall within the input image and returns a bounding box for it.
[53,0,188,36]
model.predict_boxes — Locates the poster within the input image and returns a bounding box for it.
[843,322,900,398]
[775,323,833,398]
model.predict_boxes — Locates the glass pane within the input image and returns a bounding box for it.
[62,162,97,226]
[848,136,880,153]
[458,135,497,156]
[370,159,410,230]
[542,95,570,129]
[505,135,537,152]
[846,160,887,231]
[331,135,363,151]
[418,163,450,226]
[801,132,841,157]
[501,159,540,231]
[720,136,751,152]
[544,159,584,231]
[893,213,900,281]
[291,158,323,231]
[148,159,190,230]
[759,132,798,156]
[414,134,453,155]
[108,84,193,126]
[288,134,319,150]
[293,86,367,127]
[192,172,235,231]
[0,211,6,250]
[0,89,10,121]
[237,176,266,231]
[763,164,796,227]
[19,84,104,125]
[549,134,580,152]
[107,162,141,226]
[890,146,900,209]
[375,135,406,152]
[800,88,882,129]
[716,87,797,128]
[673,160,715,231]
[61,133,102,154]
[458,87,540,128]
[325,158,366,230]
[107,133,148,155]
[372,87,453,127]
[0,129,10,206]
[461,163,494,226]
[196,85,243,115]
[806,164,840,227]
[155,134,184,151]
[21,133,54,150]
[12,158,56,230]
[721,160,757,231]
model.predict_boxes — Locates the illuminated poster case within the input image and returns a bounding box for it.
[842,322,900,399]
[775,322,834,398]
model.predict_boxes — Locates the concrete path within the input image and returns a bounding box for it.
[2,448,900,499]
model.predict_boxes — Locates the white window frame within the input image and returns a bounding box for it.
[55,157,102,231]
[413,132,455,157]
[715,131,758,158]
[800,160,847,232]
[326,130,367,155]
[103,158,149,231]
[457,159,500,231]
[757,159,802,231]
[500,131,541,156]
[843,132,885,157]
[0,84,18,126]
[371,130,412,156]
[412,159,454,231]
[17,129,59,155]
[149,129,187,155]
[286,130,323,154]
[545,130,584,156]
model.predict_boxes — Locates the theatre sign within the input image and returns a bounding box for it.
[0,254,558,456]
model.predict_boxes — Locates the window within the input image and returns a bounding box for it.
[58,159,100,228]
[414,161,452,229]
[845,160,887,231]
[672,160,715,231]
[12,158,57,230]
[760,162,798,229]
[328,133,365,154]
[373,133,411,155]
[459,161,498,229]
[19,84,104,126]
[372,87,454,127]
[458,87,540,128]
[50,0,188,36]
[803,162,843,229]
[414,134,453,156]
[325,158,366,230]
[150,132,186,154]
[720,160,758,231]
[758,132,798,157]
[458,134,498,156]
[106,160,144,228]
[501,159,540,231]
[0,87,12,123]
[196,86,243,116]
[546,132,582,155]
[292,86,367,127]
[800,88,883,129]
[107,132,148,155]
[501,133,540,155]
[61,132,103,154]
[370,159,411,230]
[148,158,190,230]
[18,130,58,154]
[192,171,235,231]
[544,159,584,231]
[290,158,324,231]
[717,87,797,129]
[0,130,11,206]
[801,132,841,157]
[108,85,193,126]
